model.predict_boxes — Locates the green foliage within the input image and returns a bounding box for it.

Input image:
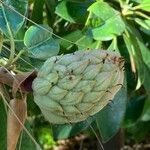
[55,0,94,23]
[0,0,150,149]
[24,25,60,60]
[0,99,7,149]
[0,0,28,36]
[95,87,127,143]
[87,1,125,41]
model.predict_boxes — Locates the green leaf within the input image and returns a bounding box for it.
[0,0,28,36]
[138,34,150,90]
[77,36,100,50]
[107,38,119,52]
[59,30,97,52]
[87,1,125,41]
[137,39,150,69]
[55,0,94,23]
[141,96,150,121]
[59,30,84,49]
[126,120,150,141]
[0,99,7,149]
[24,25,60,60]
[52,116,94,140]
[138,0,150,12]
[24,25,52,47]
[124,95,146,127]
[95,87,127,143]
[142,64,150,92]
[119,42,137,92]
[140,27,150,35]
[123,24,150,92]
[135,18,150,30]
[123,25,145,89]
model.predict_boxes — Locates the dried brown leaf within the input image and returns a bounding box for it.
[12,71,37,96]
[7,99,27,150]
[0,67,14,86]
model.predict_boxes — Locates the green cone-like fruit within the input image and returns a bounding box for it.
[32,50,124,124]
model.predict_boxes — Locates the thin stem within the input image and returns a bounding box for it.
[135,11,150,20]
[2,45,37,70]
[85,11,92,27]
[96,41,102,49]
[11,49,25,64]
[66,36,86,50]
[4,39,23,42]
[89,124,104,150]
[132,4,150,11]
[132,5,141,10]
[84,116,104,150]
[113,37,118,50]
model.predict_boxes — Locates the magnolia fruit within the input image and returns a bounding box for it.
[32,50,124,124]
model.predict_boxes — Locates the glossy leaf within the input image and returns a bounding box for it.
[95,87,127,143]
[55,0,94,23]
[123,25,146,89]
[138,0,150,12]
[0,0,28,36]
[124,24,150,92]
[24,25,60,60]
[87,1,125,41]
[135,18,150,30]
[59,30,84,49]
[59,30,97,52]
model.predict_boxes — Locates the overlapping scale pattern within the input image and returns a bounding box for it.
[32,50,124,124]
